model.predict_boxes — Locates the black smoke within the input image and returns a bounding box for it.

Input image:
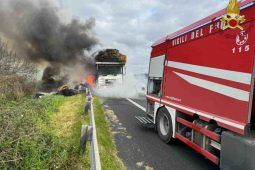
[0,0,98,89]
[41,66,68,91]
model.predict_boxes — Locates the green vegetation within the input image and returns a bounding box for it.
[0,94,89,169]
[0,92,124,169]
[0,40,37,100]
[50,94,89,169]
[93,97,125,170]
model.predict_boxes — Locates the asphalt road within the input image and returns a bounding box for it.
[103,97,219,170]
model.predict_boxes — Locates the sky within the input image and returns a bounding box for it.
[57,0,230,74]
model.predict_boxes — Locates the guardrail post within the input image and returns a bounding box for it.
[80,125,92,154]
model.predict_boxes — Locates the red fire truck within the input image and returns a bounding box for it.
[136,0,255,169]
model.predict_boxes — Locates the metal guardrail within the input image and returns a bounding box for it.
[89,90,101,170]
[81,88,101,170]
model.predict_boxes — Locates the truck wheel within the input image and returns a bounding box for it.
[156,108,173,143]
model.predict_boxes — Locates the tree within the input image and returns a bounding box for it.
[0,39,37,80]
[0,39,37,98]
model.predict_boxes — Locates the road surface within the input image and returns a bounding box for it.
[102,97,219,170]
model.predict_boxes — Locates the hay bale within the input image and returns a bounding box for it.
[95,49,127,63]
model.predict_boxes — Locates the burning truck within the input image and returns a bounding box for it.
[94,49,126,87]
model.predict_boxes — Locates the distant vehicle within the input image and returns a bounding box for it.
[95,62,125,87]
[95,49,126,87]
[136,0,255,169]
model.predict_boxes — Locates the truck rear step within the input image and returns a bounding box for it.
[135,116,155,128]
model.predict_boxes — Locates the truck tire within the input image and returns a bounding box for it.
[156,108,173,143]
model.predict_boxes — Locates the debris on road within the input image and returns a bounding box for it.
[57,85,77,96]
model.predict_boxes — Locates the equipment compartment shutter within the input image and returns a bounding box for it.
[149,55,165,78]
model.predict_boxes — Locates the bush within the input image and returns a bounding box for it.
[0,75,36,99]
[0,40,37,80]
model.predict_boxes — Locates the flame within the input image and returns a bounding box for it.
[85,74,96,87]
[227,0,240,14]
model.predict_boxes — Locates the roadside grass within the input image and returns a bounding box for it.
[0,94,89,169]
[93,97,125,170]
[50,94,90,169]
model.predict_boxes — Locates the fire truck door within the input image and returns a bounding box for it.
[148,55,165,97]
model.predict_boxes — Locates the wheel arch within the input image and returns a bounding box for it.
[155,105,177,138]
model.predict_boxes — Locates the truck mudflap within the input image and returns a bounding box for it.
[220,131,255,170]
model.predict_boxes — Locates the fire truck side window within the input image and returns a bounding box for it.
[148,79,162,97]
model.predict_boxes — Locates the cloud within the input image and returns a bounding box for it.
[57,0,229,73]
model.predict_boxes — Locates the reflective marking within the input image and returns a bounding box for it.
[240,1,255,10]
[167,61,252,85]
[161,99,245,130]
[170,21,212,40]
[146,95,245,130]
[174,72,250,102]
[146,95,161,102]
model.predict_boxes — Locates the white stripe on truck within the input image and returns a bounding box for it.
[167,61,252,85]
[174,72,250,102]
[146,95,245,130]
[161,99,245,130]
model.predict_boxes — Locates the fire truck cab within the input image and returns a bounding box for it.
[136,1,255,169]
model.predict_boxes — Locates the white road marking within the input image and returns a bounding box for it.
[127,98,146,112]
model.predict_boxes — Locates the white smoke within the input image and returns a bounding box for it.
[93,73,147,99]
